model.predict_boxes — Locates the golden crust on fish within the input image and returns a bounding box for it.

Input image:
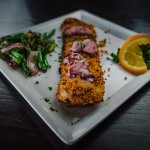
[56,18,105,106]
[57,56,104,106]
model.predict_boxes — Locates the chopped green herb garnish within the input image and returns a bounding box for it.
[50,107,55,111]
[35,81,39,84]
[110,53,118,63]
[68,118,80,125]
[59,55,62,59]
[50,107,58,112]
[57,36,62,39]
[44,98,49,102]
[58,55,62,62]
[124,77,127,80]
[82,43,88,48]
[110,48,120,63]
[48,86,52,91]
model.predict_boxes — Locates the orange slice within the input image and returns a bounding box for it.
[118,33,150,74]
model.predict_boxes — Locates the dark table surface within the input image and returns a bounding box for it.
[0,0,150,149]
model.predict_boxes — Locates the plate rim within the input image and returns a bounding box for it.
[0,9,150,145]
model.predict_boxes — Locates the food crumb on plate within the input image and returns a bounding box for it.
[104,29,110,34]
[124,77,127,80]
[98,39,106,47]
[108,68,111,72]
[101,49,109,55]
[35,81,39,84]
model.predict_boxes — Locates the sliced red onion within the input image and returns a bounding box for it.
[70,41,82,52]
[64,51,96,82]
[70,39,98,54]
[82,39,98,54]
[67,57,95,82]
[27,51,39,76]
[8,60,18,67]
[65,26,91,36]
[69,61,85,77]
[0,43,26,54]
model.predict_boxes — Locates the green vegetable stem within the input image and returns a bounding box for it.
[37,47,47,72]
[0,29,57,77]
[9,51,31,76]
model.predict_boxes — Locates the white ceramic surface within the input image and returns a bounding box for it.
[0,10,150,145]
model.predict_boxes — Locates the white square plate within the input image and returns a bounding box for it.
[0,10,150,145]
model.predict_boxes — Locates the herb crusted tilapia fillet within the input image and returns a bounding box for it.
[56,18,105,106]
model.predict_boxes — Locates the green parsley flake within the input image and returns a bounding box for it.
[44,98,49,102]
[48,86,52,91]
[58,56,62,62]
[124,77,127,80]
[57,36,62,39]
[35,81,39,84]
[50,107,58,112]
[110,48,120,63]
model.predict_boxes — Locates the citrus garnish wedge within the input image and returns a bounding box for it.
[118,33,150,74]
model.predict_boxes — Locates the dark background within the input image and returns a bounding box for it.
[0,0,150,150]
